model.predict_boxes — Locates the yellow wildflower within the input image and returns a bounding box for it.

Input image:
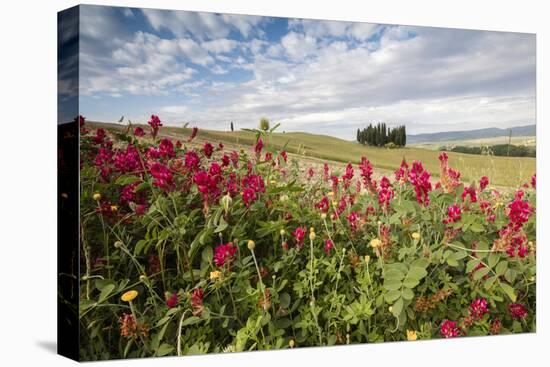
[407,330,418,341]
[121,290,138,302]
[370,238,382,248]
[210,270,223,280]
[411,232,421,240]
[93,193,101,201]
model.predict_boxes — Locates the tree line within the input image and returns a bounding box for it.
[357,123,407,147]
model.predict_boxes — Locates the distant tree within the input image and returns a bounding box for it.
[260,117,270,131]
[356,122,407,147]
[231,121,234,132]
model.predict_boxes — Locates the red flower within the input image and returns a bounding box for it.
[133,127,145,137]
[315,196,330,213]
[443,204,461,224]
[531,174,536,189]
[346,211,360,232]
[377,176,394,211]
[323,163,330,182]
[395,159,409,183]
[184,151,200,171]
[461,186,477,203]
[148,115,162,139]
[469,298,489,320]
[203,142,214,158]
[508,303,528,320]
[307,167,315,179]
[408,161,432,205]
[440,319,461,338]
[166,292,178,308]
[479,176,489,191]
[188,126,198,142]
[191,288,204,315]
[342,163,354,190]
[93,128,107,145]
[324,239,334,254]
[150,162,173,191]
[507,190,531,227]
[280,150,288,163]
[213,243,237,267]
[254,138,263,156]
[293,226,306,250]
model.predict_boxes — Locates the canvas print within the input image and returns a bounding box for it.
[58,4,536,361]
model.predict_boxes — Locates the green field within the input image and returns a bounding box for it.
[412,135,536,150]
[90,122,535,188]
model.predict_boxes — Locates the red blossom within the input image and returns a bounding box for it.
[323,163,330,182]
[408,161,432,205]
[293,226,306,250]
[188,126,198,142]
[254,138,263,156]
[324,239,334,254]
[191,288,204,315]
[213,243,237,267]
[184,151,201,172]
[148,115,162,139]
[508,303,528,320]
[202,142,214,158]
[443,204,462,224]
[395,159,409,183]
[133,127,145,137]
[479,176,489,191]
[469,298,489,320]
[150,162,173,191]
[315,196,330,213]
[346,211,360,232]
[531,174,536,189]
[166,292,179,309]
[440,319,461,338]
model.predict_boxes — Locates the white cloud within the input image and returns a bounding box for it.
[202,38,239,54]
[281,32,318,61]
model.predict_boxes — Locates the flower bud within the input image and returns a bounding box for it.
[364,255,370,264]
[280,229,285,236]
[411,232,421,240]
[93,193,101,201]
[110,205,118,212]
[388,306,393,313]
[370,238,382,248]
[139,274,147,282]
[289,339,295,348]
[309,232,316,241]
[247,240,255,250]
[321,213,327,220]
[220,193,232,214]
[114,240,123,248]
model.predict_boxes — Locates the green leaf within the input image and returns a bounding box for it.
[469,223,485,233]
[391,298,403,317]
[182,316,201,327]
[384,269,406,281]
[407,267,428,281]
[156,343,174,357]
[402,276,420,289]
[384,290,401,303]
[98,284,115,303]
[279,293,291,309]
[488,253,500,269]
[466,259,481,273]
[115,175,141,186]
[383,279,403,291]
[214,217,228,233]
[473,267,491,281]
[500,282,517,302]
[495,261,508,276]
[402,288,414,301]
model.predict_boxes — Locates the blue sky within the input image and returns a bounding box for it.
[78,5,536,139]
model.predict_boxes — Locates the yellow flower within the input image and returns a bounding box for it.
[370,238,382,248]
[364,255,371,264]
[309,231,316,241]
[121,290,138,302]
[280,229,286,236]
[210,270,223,280]
[406,330,418,341]
[321,213,327,220]
[270,180,277,185]
[247,240,256,250]
[110,205,118,212]
[92,193,101,201]
[289,339,295,348]
[327,192,334,197]
[411,232,421,240]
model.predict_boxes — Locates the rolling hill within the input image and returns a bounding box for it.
[407,124,535,144]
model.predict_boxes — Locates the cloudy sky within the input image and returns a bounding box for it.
[78,5,536,139]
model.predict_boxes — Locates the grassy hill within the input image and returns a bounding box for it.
[407,124,535,144]
[89,122,535,188]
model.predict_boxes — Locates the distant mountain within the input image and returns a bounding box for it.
[407,125,536,144]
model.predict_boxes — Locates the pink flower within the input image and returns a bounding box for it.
[346,211,360,232]
[330,175,339,194]
[323,163,330,182]
[133,127,145,137]
[188,126,198,142]
[440,320,461,338]
[377,176,394,211]
[408,161,432,205]
[531,174,536,189]
[184,151,201,171]
[324,239,334,254]
[191,288,204,315]
[213,243,237,267]
[150,162,173,191]
[443,204,462,224]
[203,142,214,158]
[93,128,107,145]
[507,190,531,227]
[280,151,288,163]
[461,186,477,203]
[293,226,306,250]
[479,176,489,191]
[166,292,178,308]
[342,163,354,190]
[508,303,528,320]
[307,167,315,179]
[315,196,330,213]
[469,298,489,320]
[148,115,162,139]
[359,157,375,191]
[254,138,263,156]
[395,159,409,183]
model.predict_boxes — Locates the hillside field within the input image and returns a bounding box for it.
[90,122,535,188]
